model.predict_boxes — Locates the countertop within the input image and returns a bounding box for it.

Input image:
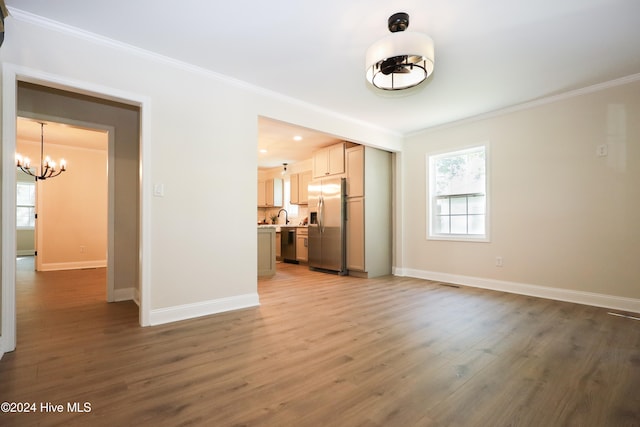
[258,224,308,232]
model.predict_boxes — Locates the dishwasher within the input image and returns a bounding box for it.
[281,227,298,263]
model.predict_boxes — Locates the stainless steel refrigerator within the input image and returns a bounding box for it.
[308,177,346,274]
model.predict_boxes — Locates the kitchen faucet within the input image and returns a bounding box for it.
[277,208,290,224]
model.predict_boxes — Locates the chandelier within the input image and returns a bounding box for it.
[16,122,67,180]
[365,12,435,91]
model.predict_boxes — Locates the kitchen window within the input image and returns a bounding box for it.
[17,181,36,229]
[427,144,489,241]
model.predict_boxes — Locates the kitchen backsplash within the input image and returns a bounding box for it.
[258,205,309,226]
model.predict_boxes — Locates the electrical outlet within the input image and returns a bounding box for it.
[495,256,503,267]
[80,245,86,253]
[596,144,608,157]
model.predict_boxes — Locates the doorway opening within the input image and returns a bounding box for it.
[16,117,109,275]
[1,66,150,355]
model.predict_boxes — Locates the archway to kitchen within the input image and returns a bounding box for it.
[257,117,342,271]
[256,115,395,281]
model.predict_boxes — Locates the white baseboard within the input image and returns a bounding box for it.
[0,337,4,360]
[149,293,260,326]
[39,260,107,271]
[133,288,140,307]
[113,287,135,302]
[399,268,640,314]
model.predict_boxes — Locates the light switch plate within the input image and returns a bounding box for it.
[153,183,164,197]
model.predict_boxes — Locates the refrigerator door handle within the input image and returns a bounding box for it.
[318,196,324,233]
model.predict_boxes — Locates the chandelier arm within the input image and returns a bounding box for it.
[19,166,35,177]
[47,169,63,179]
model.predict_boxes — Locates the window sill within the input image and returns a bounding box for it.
[428,234,490,243]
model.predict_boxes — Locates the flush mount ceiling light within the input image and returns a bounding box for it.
[365,12,435,91]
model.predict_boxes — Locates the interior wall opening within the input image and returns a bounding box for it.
[8,80,141,350]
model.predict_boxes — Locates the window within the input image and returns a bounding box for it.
[428,145,488,241]
[17,181,36,229]
[284,179,299,218]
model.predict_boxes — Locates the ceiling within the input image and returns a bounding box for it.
[17,117,108,152]
[7,0,640,169]
[258,117,342,169]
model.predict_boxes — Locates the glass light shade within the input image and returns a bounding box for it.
[365,31,435,90]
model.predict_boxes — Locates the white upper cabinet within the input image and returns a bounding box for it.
[345,145,364,198]
[299,171,311,204]
[258,178,283,207]
[312,142,345,178]
[290,171,312,205]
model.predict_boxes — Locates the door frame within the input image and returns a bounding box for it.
[1,63,152,355]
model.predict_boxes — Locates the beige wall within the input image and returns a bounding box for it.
[16,139,108,268]
[402,79,640,300]
[16,230,34,255]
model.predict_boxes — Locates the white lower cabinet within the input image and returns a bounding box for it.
[296,228,308,262]
[346,198,365,271]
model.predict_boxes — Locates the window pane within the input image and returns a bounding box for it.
[17,206,34,228]
[468,215,485,235]
[435,216,449,234]
[436,198,449,215]
[17,182,35,206]
[433,147,486,196]
[450,196,467,215]
[468,195,485,214]
[451,216,467,234]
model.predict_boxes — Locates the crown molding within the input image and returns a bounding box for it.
[408,72,640,137]
[7,7,401,141]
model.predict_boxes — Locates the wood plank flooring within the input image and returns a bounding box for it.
[1,259,639,426]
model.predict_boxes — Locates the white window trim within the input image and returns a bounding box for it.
[426,143,491,243]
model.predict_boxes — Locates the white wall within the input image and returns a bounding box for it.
[1,11,402,329]
[401,78,640,309]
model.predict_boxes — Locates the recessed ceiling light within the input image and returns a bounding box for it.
[259,149,268,153]
[293,135,303,141]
